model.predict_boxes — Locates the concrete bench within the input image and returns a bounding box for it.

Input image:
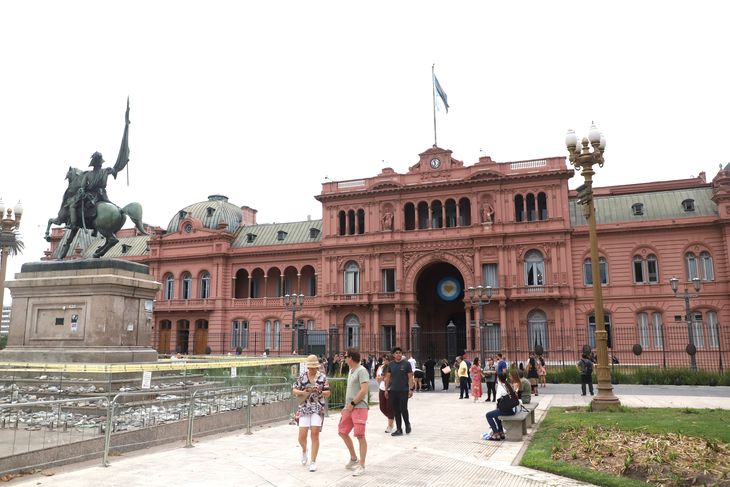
[500,411,529,441]
[522,400,539,426]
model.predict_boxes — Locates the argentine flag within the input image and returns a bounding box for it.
[434,75,449,113]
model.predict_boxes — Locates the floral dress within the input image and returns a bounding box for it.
[294,370,330,425]
[470,364,483,399]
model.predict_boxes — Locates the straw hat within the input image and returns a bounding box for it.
[305,354,320,369]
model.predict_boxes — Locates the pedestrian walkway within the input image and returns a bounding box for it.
[7,386,730,487]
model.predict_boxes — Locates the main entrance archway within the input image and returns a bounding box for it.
[415,262,466,361]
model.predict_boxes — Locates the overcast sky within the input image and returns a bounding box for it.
[2,1,728,303]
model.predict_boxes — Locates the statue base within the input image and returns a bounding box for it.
[0,259,161,364]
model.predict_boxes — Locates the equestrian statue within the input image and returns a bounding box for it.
[45,99,147,259]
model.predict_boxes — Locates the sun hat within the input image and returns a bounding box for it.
[305,354,320,369]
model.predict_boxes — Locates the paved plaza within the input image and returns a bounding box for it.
[7,384,730,487]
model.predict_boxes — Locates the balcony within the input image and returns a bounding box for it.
[507,285,566,300]
[155,298,213,312]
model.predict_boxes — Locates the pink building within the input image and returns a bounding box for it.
[47,146,730,370]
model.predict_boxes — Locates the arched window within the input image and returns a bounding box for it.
[265,320,272,349]
[583,257,608,285]
[444,199,457,227]
[200,272,211,299]
[633,254,659,284]
[637,312,663,350]
[274,320,281,350]
[537,192,548,220]
[417,202,429,229]
[404,202,416,230]
[347,210,356,235]
[231,320,249,349]
[700,251,714,281]
[588,313,613,349]
[458,198,471,226]
[526,193,536,221]
[344,261,360,294]
[345,314,360,348]
[356,209,365,234]
[164,273,174,300]
[181,272,192,300]
[524,250,544,286]
[527,309,548,350]
[685,252,698,280]
[431,200,443,228]
[689,310,720,349]
[338,211,346,236]
[514,195,524,222]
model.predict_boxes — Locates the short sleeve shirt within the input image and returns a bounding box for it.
[387,359,412,391]
[496,359,507,375]
[294,371,330,416]
[346,365,370,408]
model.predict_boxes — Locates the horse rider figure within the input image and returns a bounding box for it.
[68,151,119,233]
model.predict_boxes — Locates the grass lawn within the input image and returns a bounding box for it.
[521,407,730,487]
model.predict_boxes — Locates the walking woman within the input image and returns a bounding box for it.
[439,359,451,391]
[527,354,539,396]
[375,354,395,433]
[292,354,331,472]
[483,357,497,402]
[484,373,518,441]
[470,357,483,402]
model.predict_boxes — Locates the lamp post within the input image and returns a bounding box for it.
[670,276,701,370]
[284,293,305,355]
[0,199,24,325]
[566,124,620,410]
[467,285,493,365]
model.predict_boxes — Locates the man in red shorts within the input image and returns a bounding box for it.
[338,347,369,477]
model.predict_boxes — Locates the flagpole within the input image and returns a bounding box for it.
[432,64,437,147]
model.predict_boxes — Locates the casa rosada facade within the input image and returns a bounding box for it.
[47,145,730,369]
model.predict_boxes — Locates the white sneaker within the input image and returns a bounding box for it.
[352,465,365,477]
[345,458,359,470]
[301,452,307,466]
[385,426,394,434]
[309,462,317,472]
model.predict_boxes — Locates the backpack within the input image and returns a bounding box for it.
[497,383,520,414]
[580,358,593,375]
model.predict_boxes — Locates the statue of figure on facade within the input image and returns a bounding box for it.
[45,99,148,259]
[381,211,394,231]
[481,203,495,224]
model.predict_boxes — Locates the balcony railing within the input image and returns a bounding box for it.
[507,285,565,299]
[155,299,213,311]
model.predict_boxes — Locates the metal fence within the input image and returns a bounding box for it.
[0,378,296,475]
[155,323,729,372]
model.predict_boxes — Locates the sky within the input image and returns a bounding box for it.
[1,1,729,304]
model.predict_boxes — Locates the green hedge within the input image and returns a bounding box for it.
[544,365,730,386]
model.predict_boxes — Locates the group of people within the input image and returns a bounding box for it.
[293,346,415,478]
[449,352,547,402]
[294,346,598,474]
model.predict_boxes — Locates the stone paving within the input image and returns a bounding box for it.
[6,385,730,487]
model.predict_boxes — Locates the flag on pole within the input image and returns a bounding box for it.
[433,75,449,113]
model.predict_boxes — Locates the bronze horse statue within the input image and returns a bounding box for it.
[45,167,147,259]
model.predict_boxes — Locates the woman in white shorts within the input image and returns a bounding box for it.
[293,354,330,472]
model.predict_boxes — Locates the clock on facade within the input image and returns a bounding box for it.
[430,158,441,169]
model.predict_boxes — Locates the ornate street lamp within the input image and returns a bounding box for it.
[0,199,24,324]
[285,293,305,355]
[566,124,620,410]
[669,276,701,370]
[467,285,493,365]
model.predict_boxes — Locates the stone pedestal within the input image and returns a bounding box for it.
[0,259,160,363]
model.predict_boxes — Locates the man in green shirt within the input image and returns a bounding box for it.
[338,348,369,477]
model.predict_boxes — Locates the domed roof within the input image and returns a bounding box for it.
[167,195,244,233]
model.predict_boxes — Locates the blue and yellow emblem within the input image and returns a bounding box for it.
[436,277,461,301]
